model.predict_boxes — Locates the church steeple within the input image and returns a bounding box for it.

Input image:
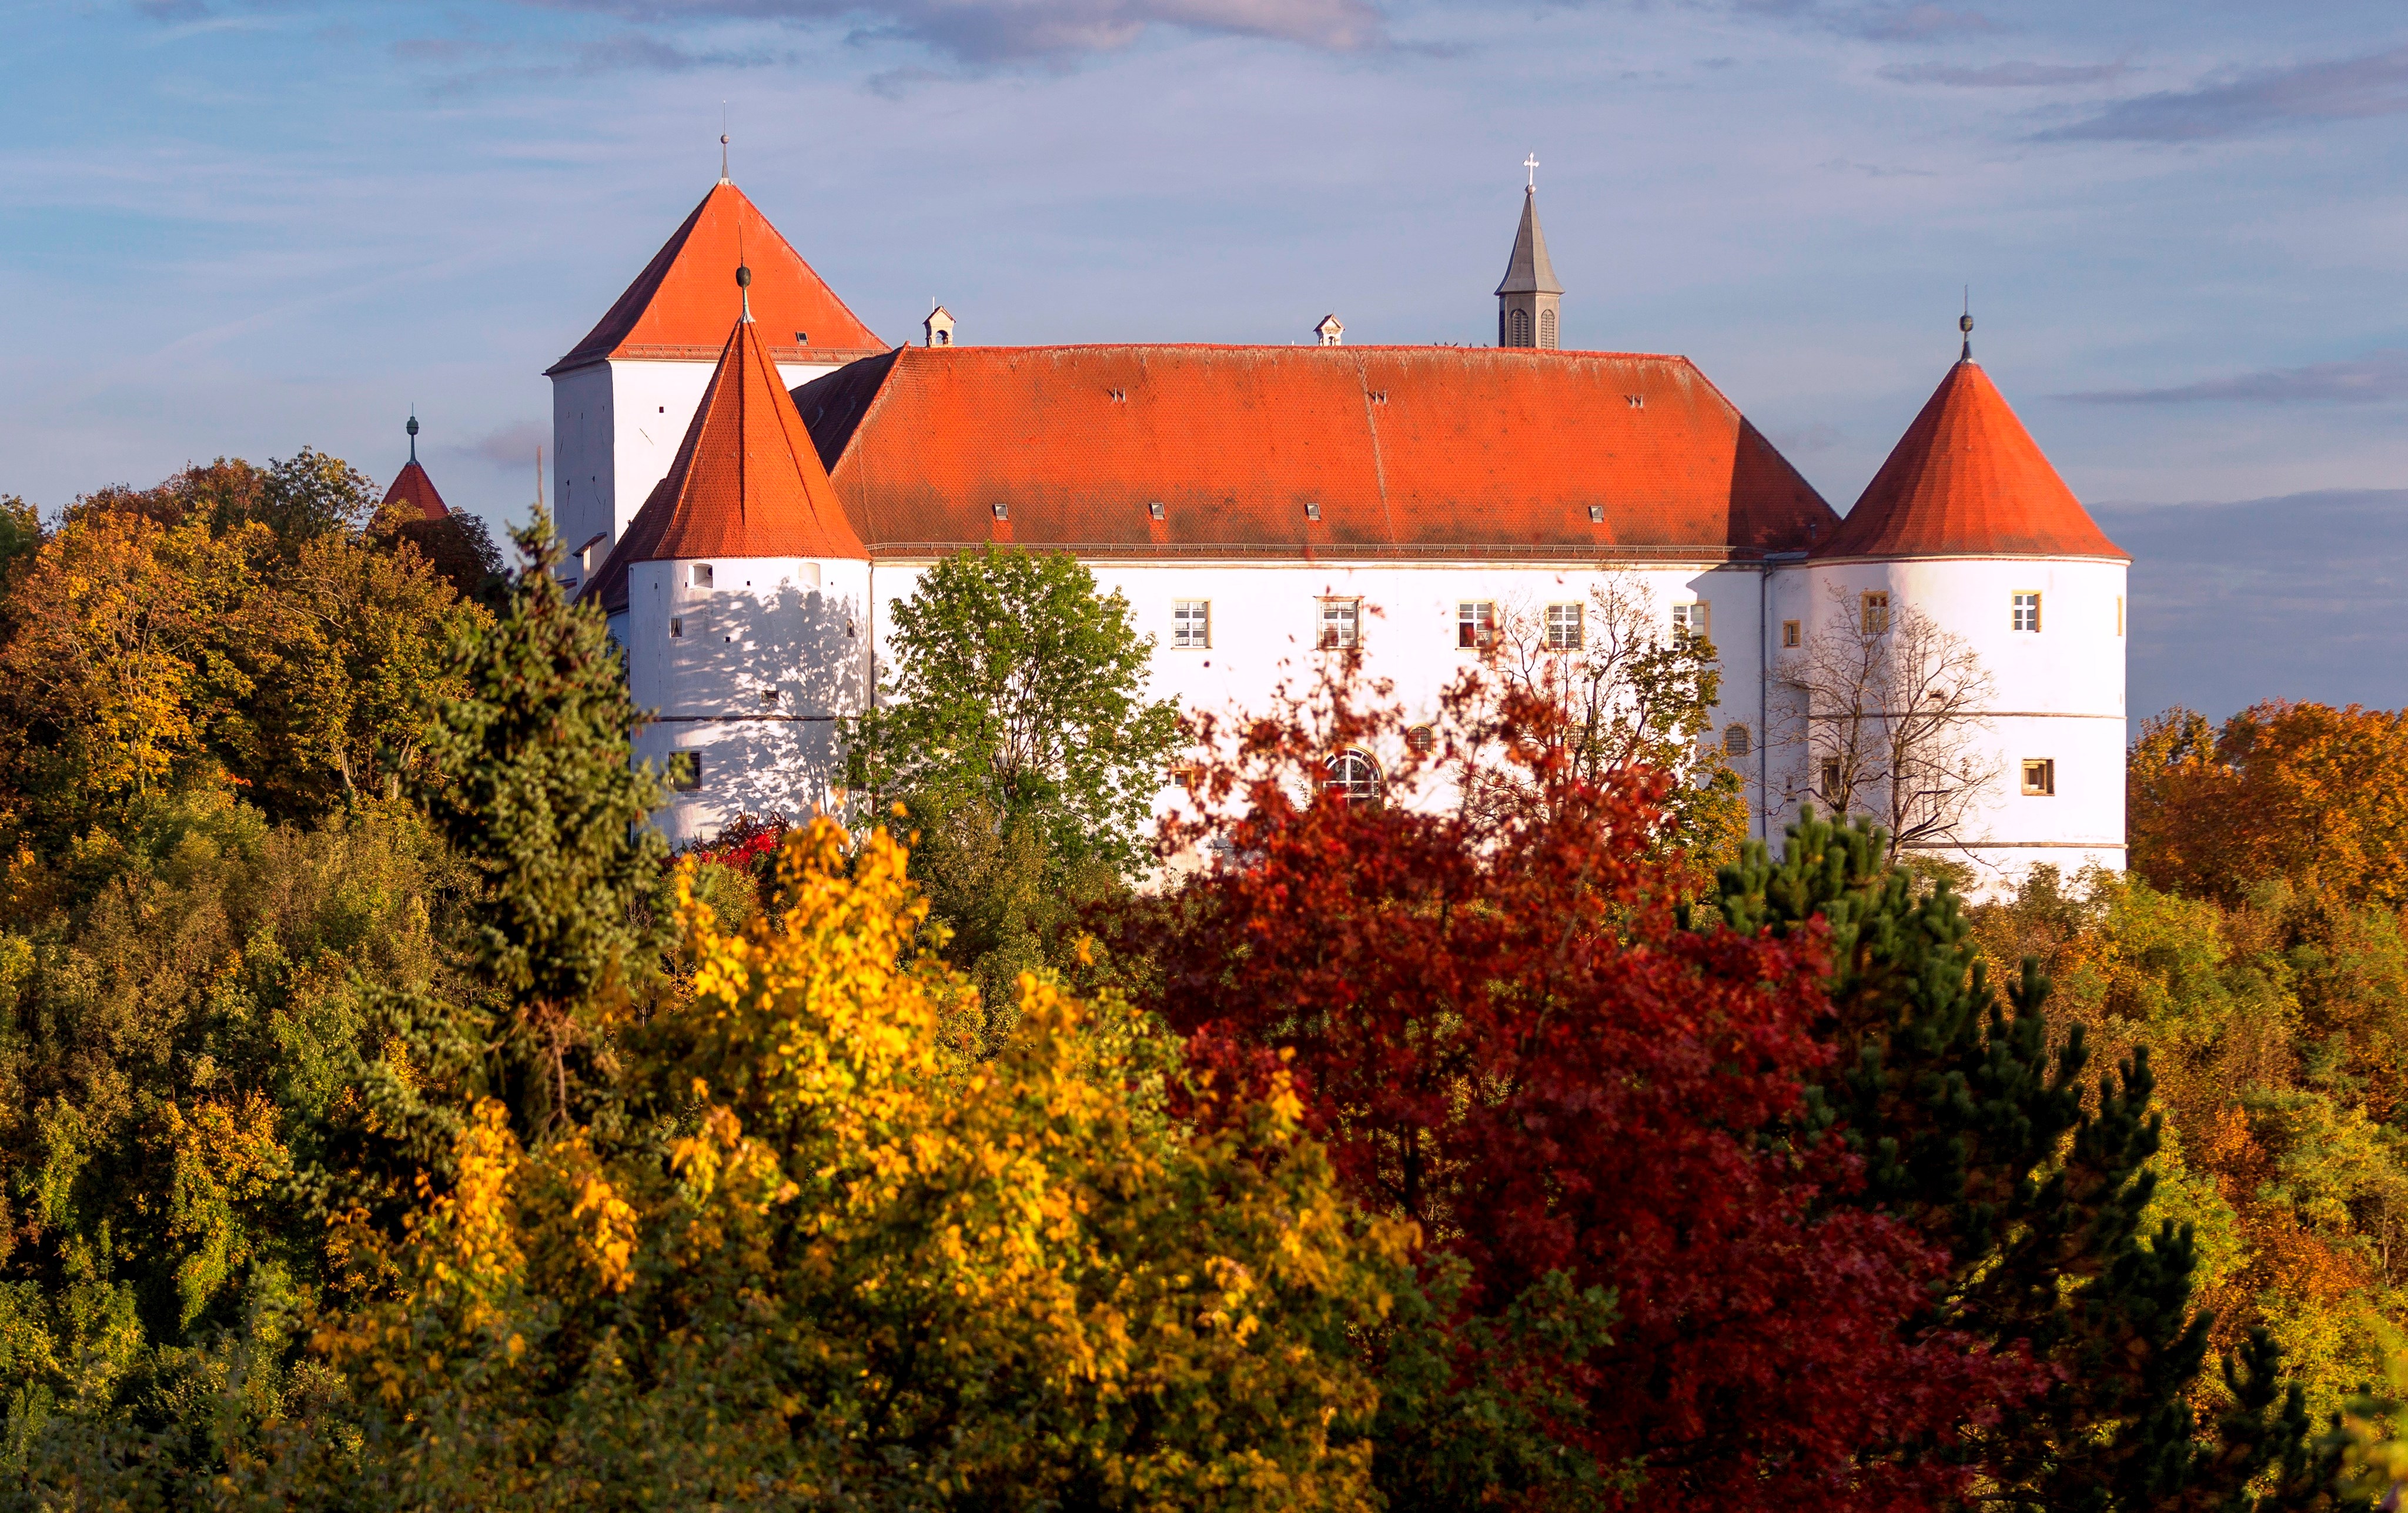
[1496,155,1563,350]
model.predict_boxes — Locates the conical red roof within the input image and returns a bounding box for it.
[1816,359,2125,560]
[586,315,867,614]
[382,459,450,519]
[547,180,883,375]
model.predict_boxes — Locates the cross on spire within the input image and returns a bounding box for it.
[1524,152,1540,191]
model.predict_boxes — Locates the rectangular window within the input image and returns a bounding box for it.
[669,616,684,639]
[1458,600,1497,650]
[2012,591,2041,632]
[1672,602,1710,640]
[1781,619,1801,649]
[1173,600,1210,649]
[670,753,703,792]
[1546,602,1584,650]
[690,563,714,589]
[1319,597,1362,650]
[1861,591,1890,634]
[2021,759,2056,797]
[1820,757,1842,798]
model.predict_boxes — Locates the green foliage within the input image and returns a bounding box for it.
[1707,807,2351,1510]
[857,546,1179,882]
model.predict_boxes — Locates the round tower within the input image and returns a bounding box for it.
[580,267,873,846]
[1785,325,2128,895]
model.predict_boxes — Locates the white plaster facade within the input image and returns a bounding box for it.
[623,549,2126,897]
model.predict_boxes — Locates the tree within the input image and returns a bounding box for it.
[854,547,1180,1028]
[1480,574,1746,871]
[1125,683,2034,1511]
[1707,807,2352,1509]
[2131,701,2408,909]
[1780,583,1996,864]
[292,820,1409,1511]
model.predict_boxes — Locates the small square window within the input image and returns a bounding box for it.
[1781,619,1801,649]
[1673,602,1710,640]
[1546,602,1584,650]
[1458,600,1497,650]
[1860,591,1890,634]
[2012,592,2041,632]
[669,753,703,792]
[2022,759,2056,797]
[669,616,684,638]
[1148,501,1165,520]
[1587,503,1604,523]
[991,502,1009,520]
[1306,502,1322,522]
[1319,597,1361,650]
[690,563,714,589]
[1173,600,1210,649]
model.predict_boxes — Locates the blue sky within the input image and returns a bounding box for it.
[4,0,2405,718]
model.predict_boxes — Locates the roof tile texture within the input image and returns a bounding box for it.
[793,344,1837,559]
[1818,360,2126,561]
[587,317,867,613]
[549,181,882,375]
[380,459,450,520]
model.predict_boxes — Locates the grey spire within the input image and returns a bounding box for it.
[1494,189,1563,298]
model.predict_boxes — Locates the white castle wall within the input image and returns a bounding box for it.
[618,554,873,846]
[1774,556,2128,893]
[617,549,2126,896]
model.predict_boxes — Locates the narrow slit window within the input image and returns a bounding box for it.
[1781,619,1801,649]
[1546,602,1584,650]
[1173,600,1211,650]
[1458,600,1497,650]
[669,616,684,639]
[1820,757,1843,799]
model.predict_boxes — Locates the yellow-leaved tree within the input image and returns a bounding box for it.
[286,820,1408,1511]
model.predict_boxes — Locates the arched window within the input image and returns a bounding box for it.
[1509,308,1532,347]
[1324,749,1384,807]
[1723,723,1751,759]
[1539,308,1557,349]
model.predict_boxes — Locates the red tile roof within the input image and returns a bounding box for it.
[586,314,868,613]
[548,181,884,376]
[382,459,450,520]
[1817,359,2126,562]
[791,345,1838,560]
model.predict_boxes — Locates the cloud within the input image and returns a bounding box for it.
[1820,156,1937,177]
[2061,350,2408,406]
[467,422,549,470]
[526,0,1389,62]
[2094,491,2408,719]
[569,31,789,69]
[1847,4,1992,41]
[2038,45,2408,142]
[1880,59,2128,87]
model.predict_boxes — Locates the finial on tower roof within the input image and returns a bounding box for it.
[406,410,419,463]
[1524,152,1540,192]
[720,133,731,183]
[737,262,752,323]
[1959,287,1974,362]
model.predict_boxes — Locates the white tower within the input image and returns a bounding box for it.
[1777,319,2129,894]
[546,178,885,596]
[579,265,874,846]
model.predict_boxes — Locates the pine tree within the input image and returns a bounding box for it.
[1703,807,2355,1509]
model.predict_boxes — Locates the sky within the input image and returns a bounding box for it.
[3,0,2405,720]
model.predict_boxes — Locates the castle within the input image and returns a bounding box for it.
[394,168,2129,890]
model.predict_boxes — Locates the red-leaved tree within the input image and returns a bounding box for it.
[1118,676,2039,1511]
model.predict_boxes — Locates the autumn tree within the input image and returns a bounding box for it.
[1780,582,1996,864]
[2131,701,2408,908]
[1709,807,2350,1509]
[1480,573,1745,869]
[1125,682,2035,1511]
